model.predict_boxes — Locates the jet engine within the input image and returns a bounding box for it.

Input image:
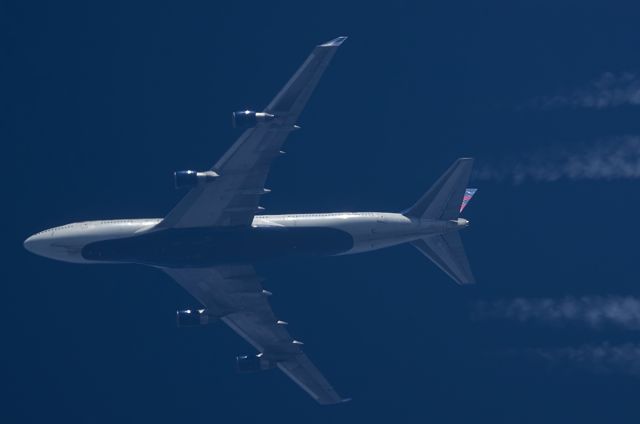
[235,354,275,373]
[173,170,219,189]
[232,110,275,128]
[176,309,211,327]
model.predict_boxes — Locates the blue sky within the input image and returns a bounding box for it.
[6,1,640,423]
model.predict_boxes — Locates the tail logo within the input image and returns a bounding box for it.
[460,188,478,213]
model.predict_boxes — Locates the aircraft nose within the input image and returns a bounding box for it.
[24,227,88,263]
[23,233,49,257]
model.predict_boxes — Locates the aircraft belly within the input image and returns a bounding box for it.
[81,226,354,267]
[306,215,422,255]
[254,213,442,255]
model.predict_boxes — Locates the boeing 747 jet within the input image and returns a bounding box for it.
[23,36,477,404]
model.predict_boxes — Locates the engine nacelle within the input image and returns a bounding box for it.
[176,309,211,327]
[235,354,275,373]
[174,170,219,189]
[232,110,275,128]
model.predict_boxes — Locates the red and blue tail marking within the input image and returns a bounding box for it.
[459,188,477,213]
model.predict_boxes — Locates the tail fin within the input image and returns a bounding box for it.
[404,158,476,285]
[403,158,474,220]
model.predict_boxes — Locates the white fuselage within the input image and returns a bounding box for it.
[23,212,468,265]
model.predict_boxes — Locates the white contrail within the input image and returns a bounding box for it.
[534,72,640,109]
[530,343,640,376]
[474,136,640,184]
[472,296,640,330]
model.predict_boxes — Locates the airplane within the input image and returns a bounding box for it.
[23,36,477,405]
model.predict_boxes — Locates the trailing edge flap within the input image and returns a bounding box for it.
[411,232,475,285]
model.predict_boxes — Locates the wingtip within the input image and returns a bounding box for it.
[319,397,352,405]
[320,36,348,47]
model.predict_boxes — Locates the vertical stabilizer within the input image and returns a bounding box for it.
[403,158,474,220]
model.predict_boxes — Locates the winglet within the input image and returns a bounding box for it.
[320,36,348,47]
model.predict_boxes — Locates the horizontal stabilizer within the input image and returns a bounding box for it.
[411,232,475,285]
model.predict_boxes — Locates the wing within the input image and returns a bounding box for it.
[162,265,348,405]
[158,36,347,229]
